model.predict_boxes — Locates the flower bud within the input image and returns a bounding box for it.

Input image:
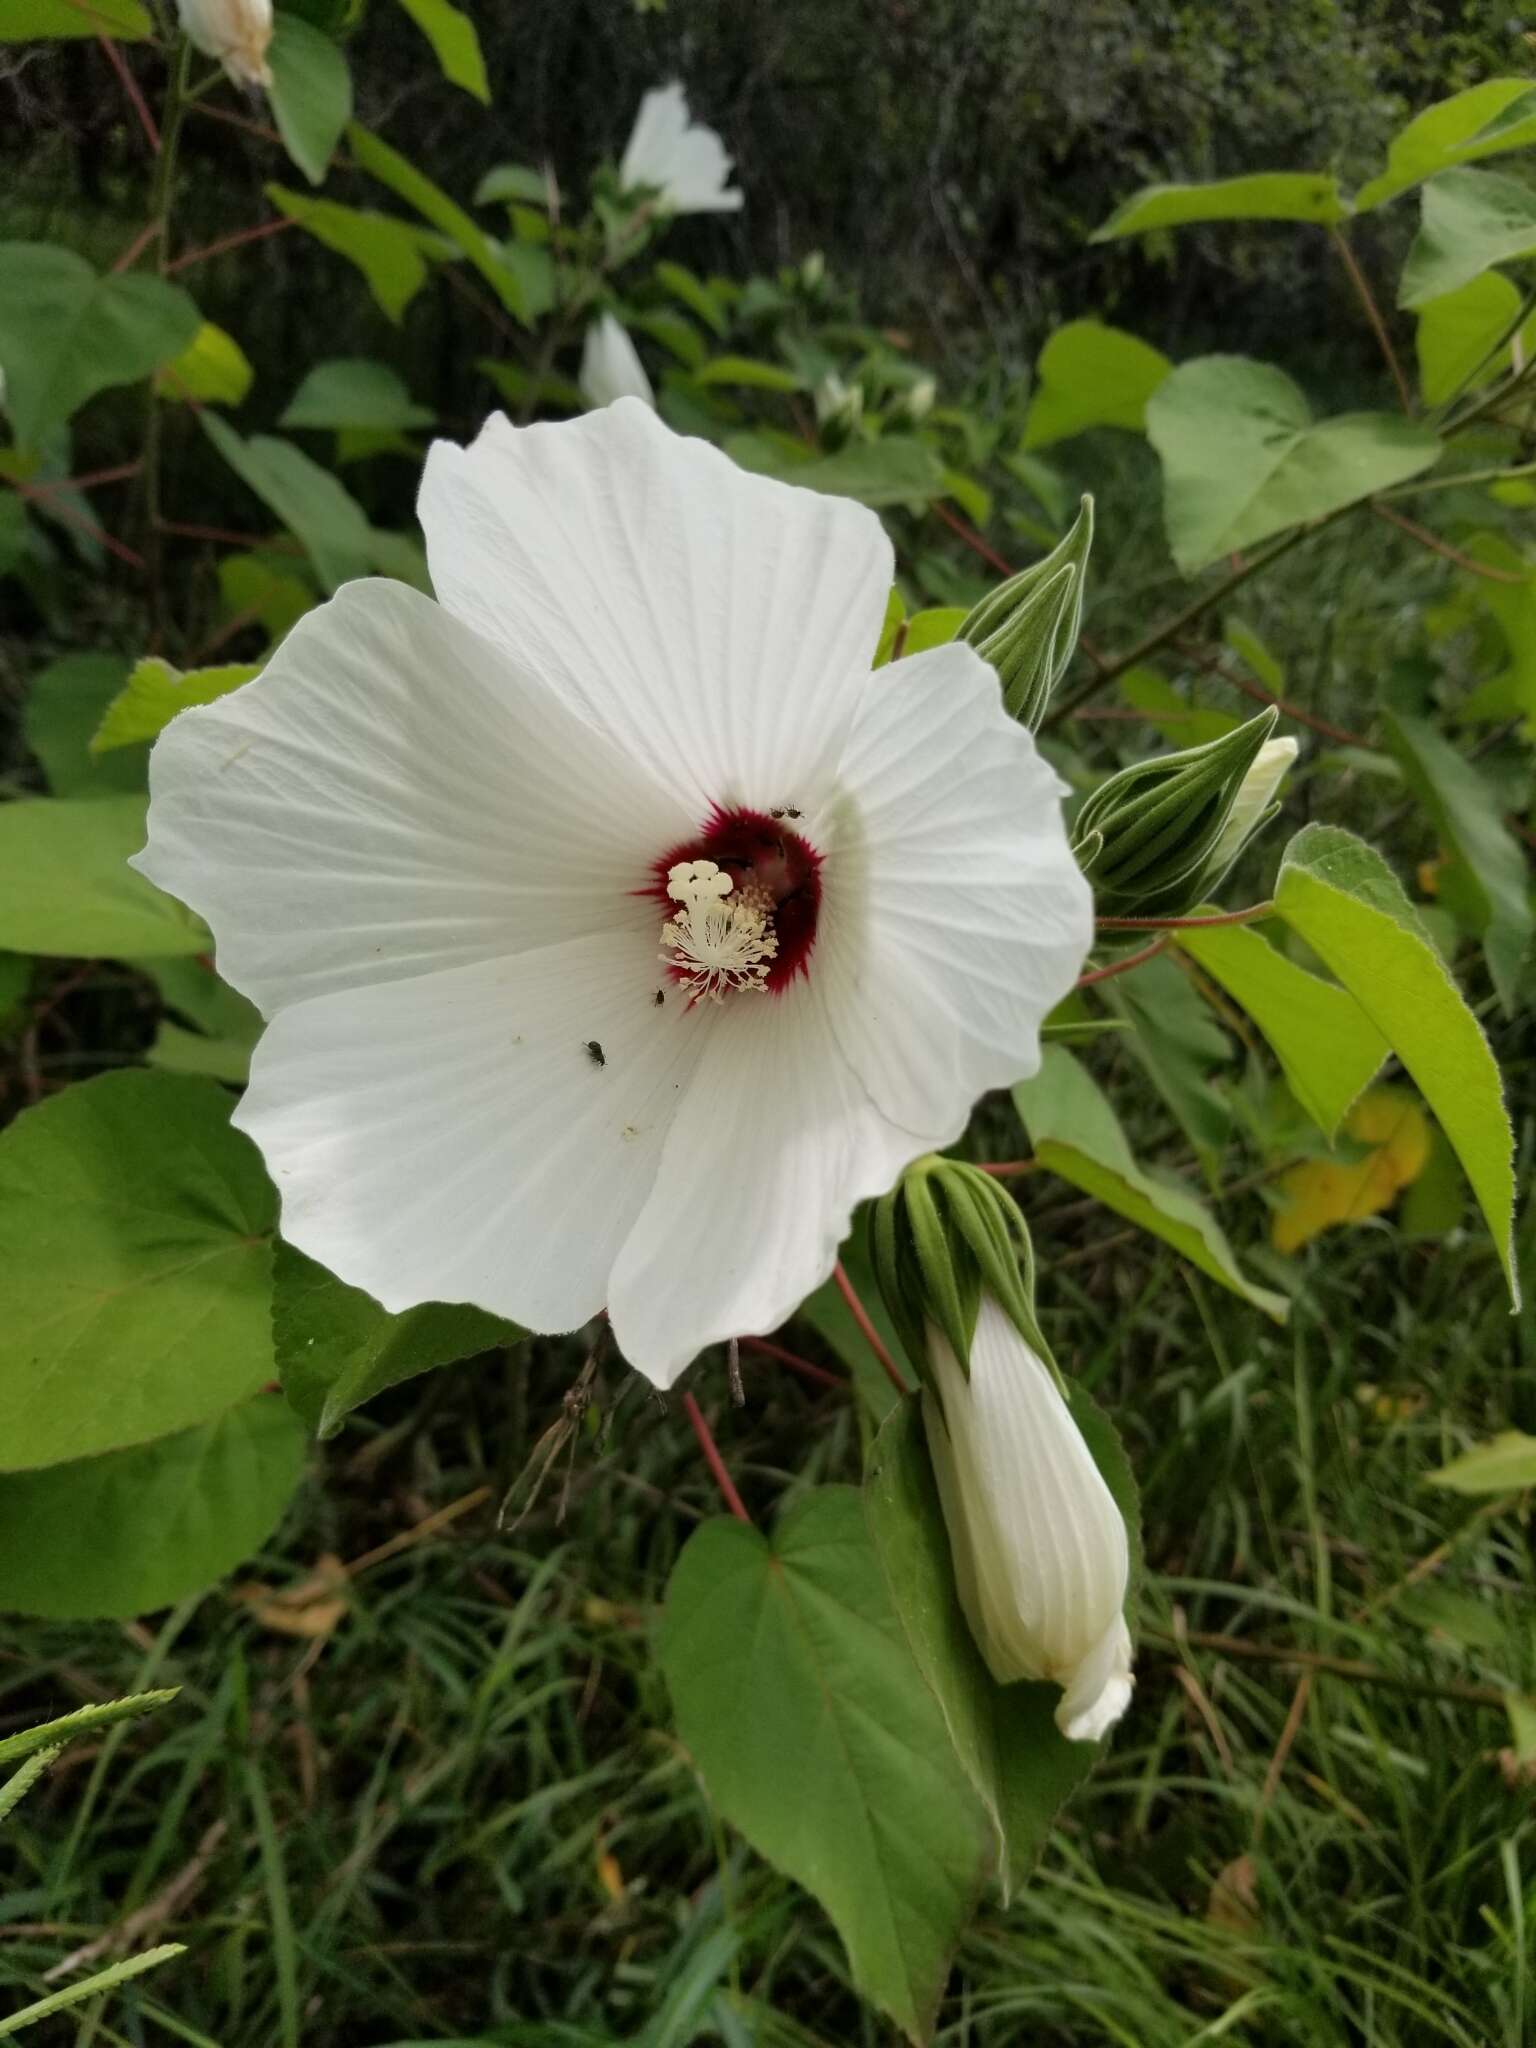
[177,0,273,89]
[1072,706,1284,918]
[924,1296,1133,1741]
[870,1156,1134,1743]
[579,314,656,412]
[959,496,1093,728]
[1206,735,1299,875]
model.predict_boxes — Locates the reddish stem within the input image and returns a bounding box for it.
[680,1392,750,1522]
[165,215,297,276]
[156,520,301,551]
[112,220,163,274]
[979,1159,1038,1179]
[97,31,160,153]
[1371,500,1528,582]
[12,481,145,569]
[931,496,1015,578]
[742,1335,846,1391]
[22,461,142,499]
[1095,903,1273,932]
[1077,934,1171,987]
[833,1261,908,1395]
[1175,638,1368,749]
[1330,228,1412,416]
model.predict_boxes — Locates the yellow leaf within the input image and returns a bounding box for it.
[157,322,254,407]
[1271,1088,1431,1253]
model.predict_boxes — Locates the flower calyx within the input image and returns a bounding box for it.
[959,495,1094,728]
[1071,705,1294,918]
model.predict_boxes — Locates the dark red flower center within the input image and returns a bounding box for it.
[649,805,822,994]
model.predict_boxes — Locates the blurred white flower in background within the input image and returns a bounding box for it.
[620,80,743,215]
[135,401,1089,1387]
[579,314,656,411]
[177,0,273,89]
[924,1295,1135,1741]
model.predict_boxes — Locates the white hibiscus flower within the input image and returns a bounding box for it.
[579,314,656,411]
[177,0,273,90]
[619,80,743,216]
[134,401,1091,1387]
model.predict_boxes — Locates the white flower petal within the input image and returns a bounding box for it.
[606,980,921,1385]
[418,404,892,819]
[133,578,689,1017]
[619,81,689,191]
[620,80,742,214]
[817,640,1092,1135]
[236,926,707,1333]
[580,314,656,411]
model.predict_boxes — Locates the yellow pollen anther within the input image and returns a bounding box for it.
[661,859,778,1004]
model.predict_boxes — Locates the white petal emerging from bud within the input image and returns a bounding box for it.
[579,315,656,412]
[177,0,273,89]
[924,1296,1133,1742]
[620,80,744,215]
[1209,735,1299,871]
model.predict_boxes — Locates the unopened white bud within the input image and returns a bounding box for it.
[177,0,273,90]
[1209,736,1299,872]
[924,1295,1133,1742]
[579,315,656,412]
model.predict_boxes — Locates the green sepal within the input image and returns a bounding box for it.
[959,495,1093,728]
[1073,706,1278,916]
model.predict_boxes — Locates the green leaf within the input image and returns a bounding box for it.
[1451,534,1536,729]
[267,185,431,324]
[659,1488,990,2044]
[25,652,146,796]
[800,1234,908,1447]
[695,355,803,392]
[629,308,706,370]
[0,796,206,957]
[141,955,262,1087]
[902,606,967,655]
[157,320,253,406]
[280,357,434,432]
[1273,823,1518,1303]
[724,432,946,508]
[1103,949,1233,1172]
[0,1945,183,2039]
[390,0,488,101]
[218,547,317,642]
[1013,1045,1289,1321]
[349,122,529,324]
[1415,273,1536,406]
[0,243,199,449]
[266,10,353,187]
[0,0,150,38]
[1357,80,1536,212]
[1118,666,1239,747]
[865,1390,1138,1893]
[654,261,730,338]
[1425,1430,1536,1495]
[0,1072,277,1471]
[475,161,554,209]
[1399,168,1536,310]
[0,1396,305,1618]
[273,1243,520,1438]
[92,656,262,754]
[1093,171,1348,240]
[1146,356,1441,575]
[0,1690,177,1769]
[200,413,373,591]
[1021,320,1171,451]
[1381,707,1531,1013]
[1174,918,1386,1137]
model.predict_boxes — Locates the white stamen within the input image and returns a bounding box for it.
[661,859,777,1004]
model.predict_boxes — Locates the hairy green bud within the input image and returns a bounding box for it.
[1072,707,1291,918]
[959,496,1093,728]
[869,1155,1057,1390]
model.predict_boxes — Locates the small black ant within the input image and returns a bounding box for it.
[583,1040,606,1068]
[653,989,666,1007]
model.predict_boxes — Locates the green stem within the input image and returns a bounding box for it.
[139,33,192,643]
[1378,457,1536,500]
[1045,512,1348,728]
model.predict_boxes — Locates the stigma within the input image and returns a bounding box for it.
[661,860,778,1004]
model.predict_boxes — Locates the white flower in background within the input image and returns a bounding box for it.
[134,401,1090,1386]
[1209,735,1299,872]
[924,1295,1134,1741]
[177,0,273,89]
[579,314,656,411]
[620,80,743,215]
